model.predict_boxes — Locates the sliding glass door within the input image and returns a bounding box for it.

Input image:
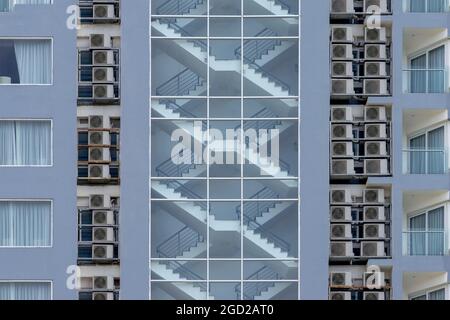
[409,126,445,174]
[409,207,445,256]
[410,45,445,93]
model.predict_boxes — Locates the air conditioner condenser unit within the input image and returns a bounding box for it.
[330,241,354,257]
[332,26,353,43]
[363,224,386,239]
[332,159,356,175]
[332,44,353,60]
[365,141,387,157]
[330,189,352,204]
[364,206,386,221]
[331,106,353,122]
[329,291,352,300]
[332,79,355,95]
[331,224,353,239]
[361,241,385,257]
[331,0,355,13]
[365,62,387,77]
[332,61,353,77]
[364,159,389,175]
[330,272,353,287]
[330,206,352,222]
[364,79,388,95]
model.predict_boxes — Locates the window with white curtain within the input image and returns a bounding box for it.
[0,120,52,166]
[0,282,51,300]
[0,201,52,247]
[0,39,52,84]
[0,0,52,13]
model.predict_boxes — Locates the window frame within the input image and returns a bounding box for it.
[0,37,54,86]
[0,118,54,167]
[0,280,53,300]
[0,199,54,248]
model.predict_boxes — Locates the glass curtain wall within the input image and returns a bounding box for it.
[150,0,300,300]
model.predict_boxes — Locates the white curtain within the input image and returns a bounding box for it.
[428,46,445,93]
[429,288,446,300]
[0,282,50,300]
[428,207,444,255]
[0,201,51,247]
[0,121,51,166]
[409,214,426,255]
[409,134,426,174]
[428,126,445,174]
[410,54,427,93]
[0,0,10,12]
[14,39,51,84]
[410,0,446,12]
[13,0,51,5]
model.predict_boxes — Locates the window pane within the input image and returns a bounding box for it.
[0,39,51,84]
[0,282,51,300]
[0,120,52,166]
[0,201,51,247]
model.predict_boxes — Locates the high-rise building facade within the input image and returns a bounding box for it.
[0,0,449,300]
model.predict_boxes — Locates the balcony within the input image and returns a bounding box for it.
[403,190,449,257]
[402,69,448,94]
[403,109,449,175]
[403,0,450,12]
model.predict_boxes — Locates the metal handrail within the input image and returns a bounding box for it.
[236,187,279,221]
[235,28,281,64]
[156,151,199,177]
[156,166,207,210]
[160,99,199,118]
[245,58,291,94]
[235,108,282,131]
[156,68,205,96]
[163,22,208,52]
[402,230,447,256]
[156,0,205,15]
[234,266,280,300]
[157,254,207,291]
[403,68,447,94]
[238,211,290,254]
[403,149,448,174]
[157,226,204,258]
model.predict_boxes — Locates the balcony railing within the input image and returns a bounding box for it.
[404,0,450,12]
[403,231,448,256]
[403,69,448,93]
[403,149,448,174]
